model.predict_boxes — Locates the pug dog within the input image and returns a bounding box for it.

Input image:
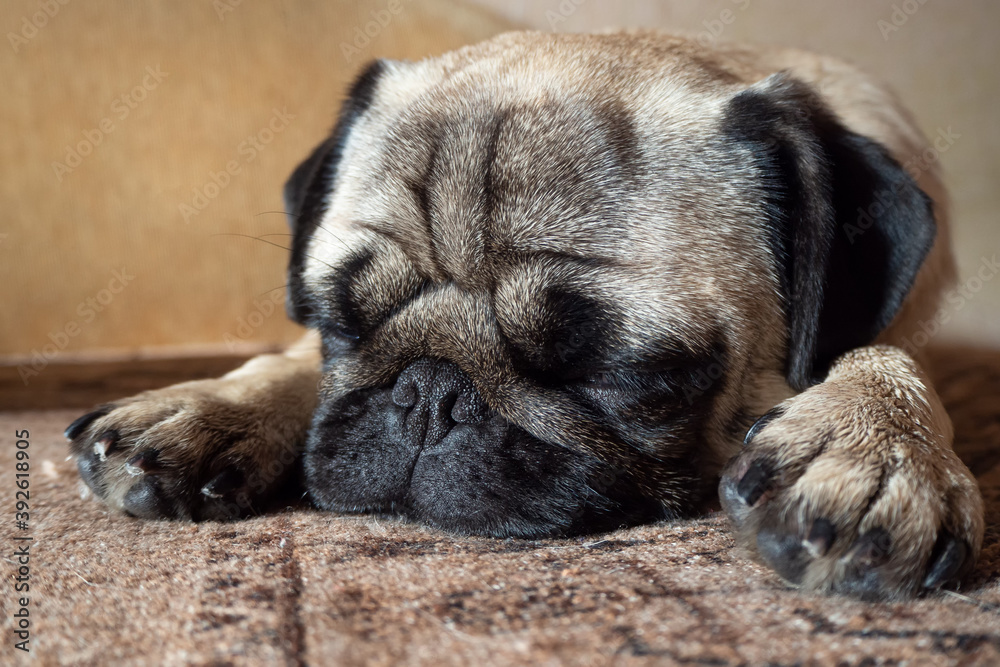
[65,30,984,600]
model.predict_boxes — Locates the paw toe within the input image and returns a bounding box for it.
[718,457,774,530]
[122,475,175,519]
[833,528,895,599]
[65,407,112,440]
[753,519,836,586]
[922,531,971,589]
[756,525,810,585]
[721,377,984,600]
[847,528,893,568]
[200,466,245,499]
[125,449,164,476]
[65,388,304,523]
[805,518,836,557]
[195,467,255,521]
[92,429,120,461]
[76,450,105,493]
[735,460,771,506]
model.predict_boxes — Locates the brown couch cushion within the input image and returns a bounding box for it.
[1,0,511,359]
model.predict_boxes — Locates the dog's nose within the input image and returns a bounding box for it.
[391,359,487,429]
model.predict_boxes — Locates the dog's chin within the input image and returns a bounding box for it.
[302,362,668,538]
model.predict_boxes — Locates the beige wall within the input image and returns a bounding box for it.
[0,0,510,364]
[468,0,1000,345]
[2,0,996,369]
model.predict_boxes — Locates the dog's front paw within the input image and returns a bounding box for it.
[720,347,984,600]
[65,375,312,520]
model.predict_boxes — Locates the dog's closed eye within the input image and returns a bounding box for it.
[323,322,361,342]
[572,365,686,398]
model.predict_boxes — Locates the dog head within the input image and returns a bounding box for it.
[282,32,935,537]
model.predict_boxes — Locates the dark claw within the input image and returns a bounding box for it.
[849,528,892,568]
[806,518,836,557]
[76,453,104,495]
[923,531,970,589]
[832,529,895,600]
[93,429,120,461]
[122,476,174,519]
[736,461,771,506]
[125,450,163,475]
[201,466,245,499]
[756,526,809,585]
[197,467,252,521]
[743,406,787,447]
[65,407,112,440]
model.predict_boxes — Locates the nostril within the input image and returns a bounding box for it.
[393,358,487,424]
[439,391,459,423]
[451,391,485,424]
[392,379,418,408]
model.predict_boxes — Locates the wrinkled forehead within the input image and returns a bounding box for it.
[302,51,767,345]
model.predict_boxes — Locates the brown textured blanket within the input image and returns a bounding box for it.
[2,351,998,666]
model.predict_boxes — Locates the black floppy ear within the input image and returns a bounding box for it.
[283,59,386,324]
[722,73,936,390]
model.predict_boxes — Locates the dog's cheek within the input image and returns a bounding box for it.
[405,420,599,537]
[303,389,418,513]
